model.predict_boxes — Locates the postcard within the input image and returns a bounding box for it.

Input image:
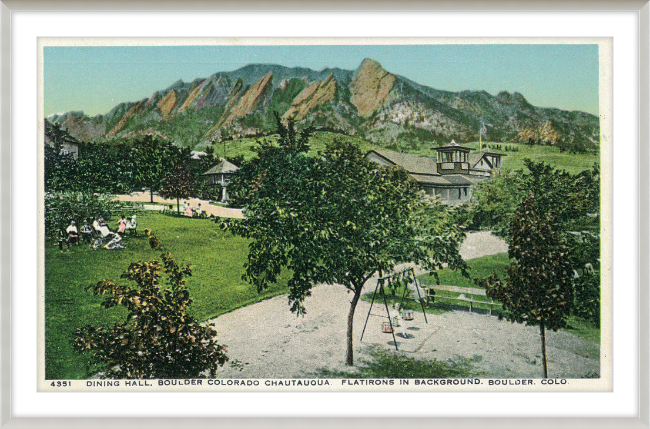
[38,38,612,392]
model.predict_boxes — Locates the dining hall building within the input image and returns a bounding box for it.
[366,140,505,205]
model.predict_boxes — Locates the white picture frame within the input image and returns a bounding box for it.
[2,1,647,427]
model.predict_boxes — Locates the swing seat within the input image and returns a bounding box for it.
[382,322,393,333]
[400,309,414,320]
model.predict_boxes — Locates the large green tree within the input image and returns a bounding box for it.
[44,191,117,241]
[477,196,573,378]
[44,122,81,193]
[225,130,467,365]
[471,160,601,326]
[471,159,600,239]
[131,135,184,202]
[159,162,198,214]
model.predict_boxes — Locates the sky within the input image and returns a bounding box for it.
[44,44,600,117]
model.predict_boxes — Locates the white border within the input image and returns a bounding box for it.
[12,10,639,419]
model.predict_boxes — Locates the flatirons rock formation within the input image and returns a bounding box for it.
[47,58,600,149]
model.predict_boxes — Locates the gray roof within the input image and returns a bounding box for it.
[203,159,239,175]
[369,150,440,176]
[468,152,490,168]
[410,174,455,185]
[443,175,475,185]
[410,174,474,187]
[437,139,471,151]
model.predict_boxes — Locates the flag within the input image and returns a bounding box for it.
[480,124,488,135]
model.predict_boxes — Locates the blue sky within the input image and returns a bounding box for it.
[44,44,600,117]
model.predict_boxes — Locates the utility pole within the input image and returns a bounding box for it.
[479,121,487,151]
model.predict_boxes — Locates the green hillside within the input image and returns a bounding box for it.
[218,132,599,174]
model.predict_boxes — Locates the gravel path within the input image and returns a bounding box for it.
[115,192,244,219]
[208,231,600,380]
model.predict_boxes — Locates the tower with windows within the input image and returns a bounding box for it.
[435,140,471,175]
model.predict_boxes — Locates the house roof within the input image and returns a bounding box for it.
[468,152,490,169]
[436,140,471,152]
[468,149,506,168]
[410,174,474,187]
[369,150,440,176]
[410,174,454,185]
[443,174,476,185]
[203,159,239,175]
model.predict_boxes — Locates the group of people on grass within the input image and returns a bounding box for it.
[183,201,204,218]
[60,214,137,251]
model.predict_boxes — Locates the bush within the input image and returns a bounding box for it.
[44,192,117,241]
[73,230,228,379]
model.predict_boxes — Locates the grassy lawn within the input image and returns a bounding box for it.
[419,253,511,290]
[45,211,289,380]
[361,289,451,316]
[201,131,375,162]
[401,140,599,174]
[220,133,598,175]
[415,253,600,345]
[458,141,599,174]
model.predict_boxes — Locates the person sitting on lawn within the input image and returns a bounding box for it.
[185,202,193,217]
[125,215,137,235]
[195,203,202,217]
[80,220,93,244]
[66,220,79,245]
[96,218,124,250]
[92,217,100,232]
[117,215,127,234]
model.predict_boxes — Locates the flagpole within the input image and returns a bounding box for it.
[479,122,482,152]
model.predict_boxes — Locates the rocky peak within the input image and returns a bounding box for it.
[497,91,531,107]
[282,72,337,121]
[350,58,397,117]
[219,72,274,128]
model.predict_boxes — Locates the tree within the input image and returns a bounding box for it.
[273,111,312,153]
[159,162,198,214]
[477,196,573,378]
[131,135,183,202]
[44,191,117,241]
[74,230,228,379]
[224,135,467,366]
[470,171,522,238]
[44,122,81,193]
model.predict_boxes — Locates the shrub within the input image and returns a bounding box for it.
[73,230,228,379]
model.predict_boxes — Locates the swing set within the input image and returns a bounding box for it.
[360,267,430,351]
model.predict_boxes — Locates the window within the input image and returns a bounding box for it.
[458,188,461,199]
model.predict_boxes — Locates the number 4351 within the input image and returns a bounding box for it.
[50,381,70,387]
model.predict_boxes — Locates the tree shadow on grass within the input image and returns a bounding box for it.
[310,346,482,379]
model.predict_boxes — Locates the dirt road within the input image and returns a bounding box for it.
[115,192,244,219]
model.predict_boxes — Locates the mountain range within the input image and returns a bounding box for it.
[46,58,600,150]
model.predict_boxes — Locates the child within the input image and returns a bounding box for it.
[118,215,127,234]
